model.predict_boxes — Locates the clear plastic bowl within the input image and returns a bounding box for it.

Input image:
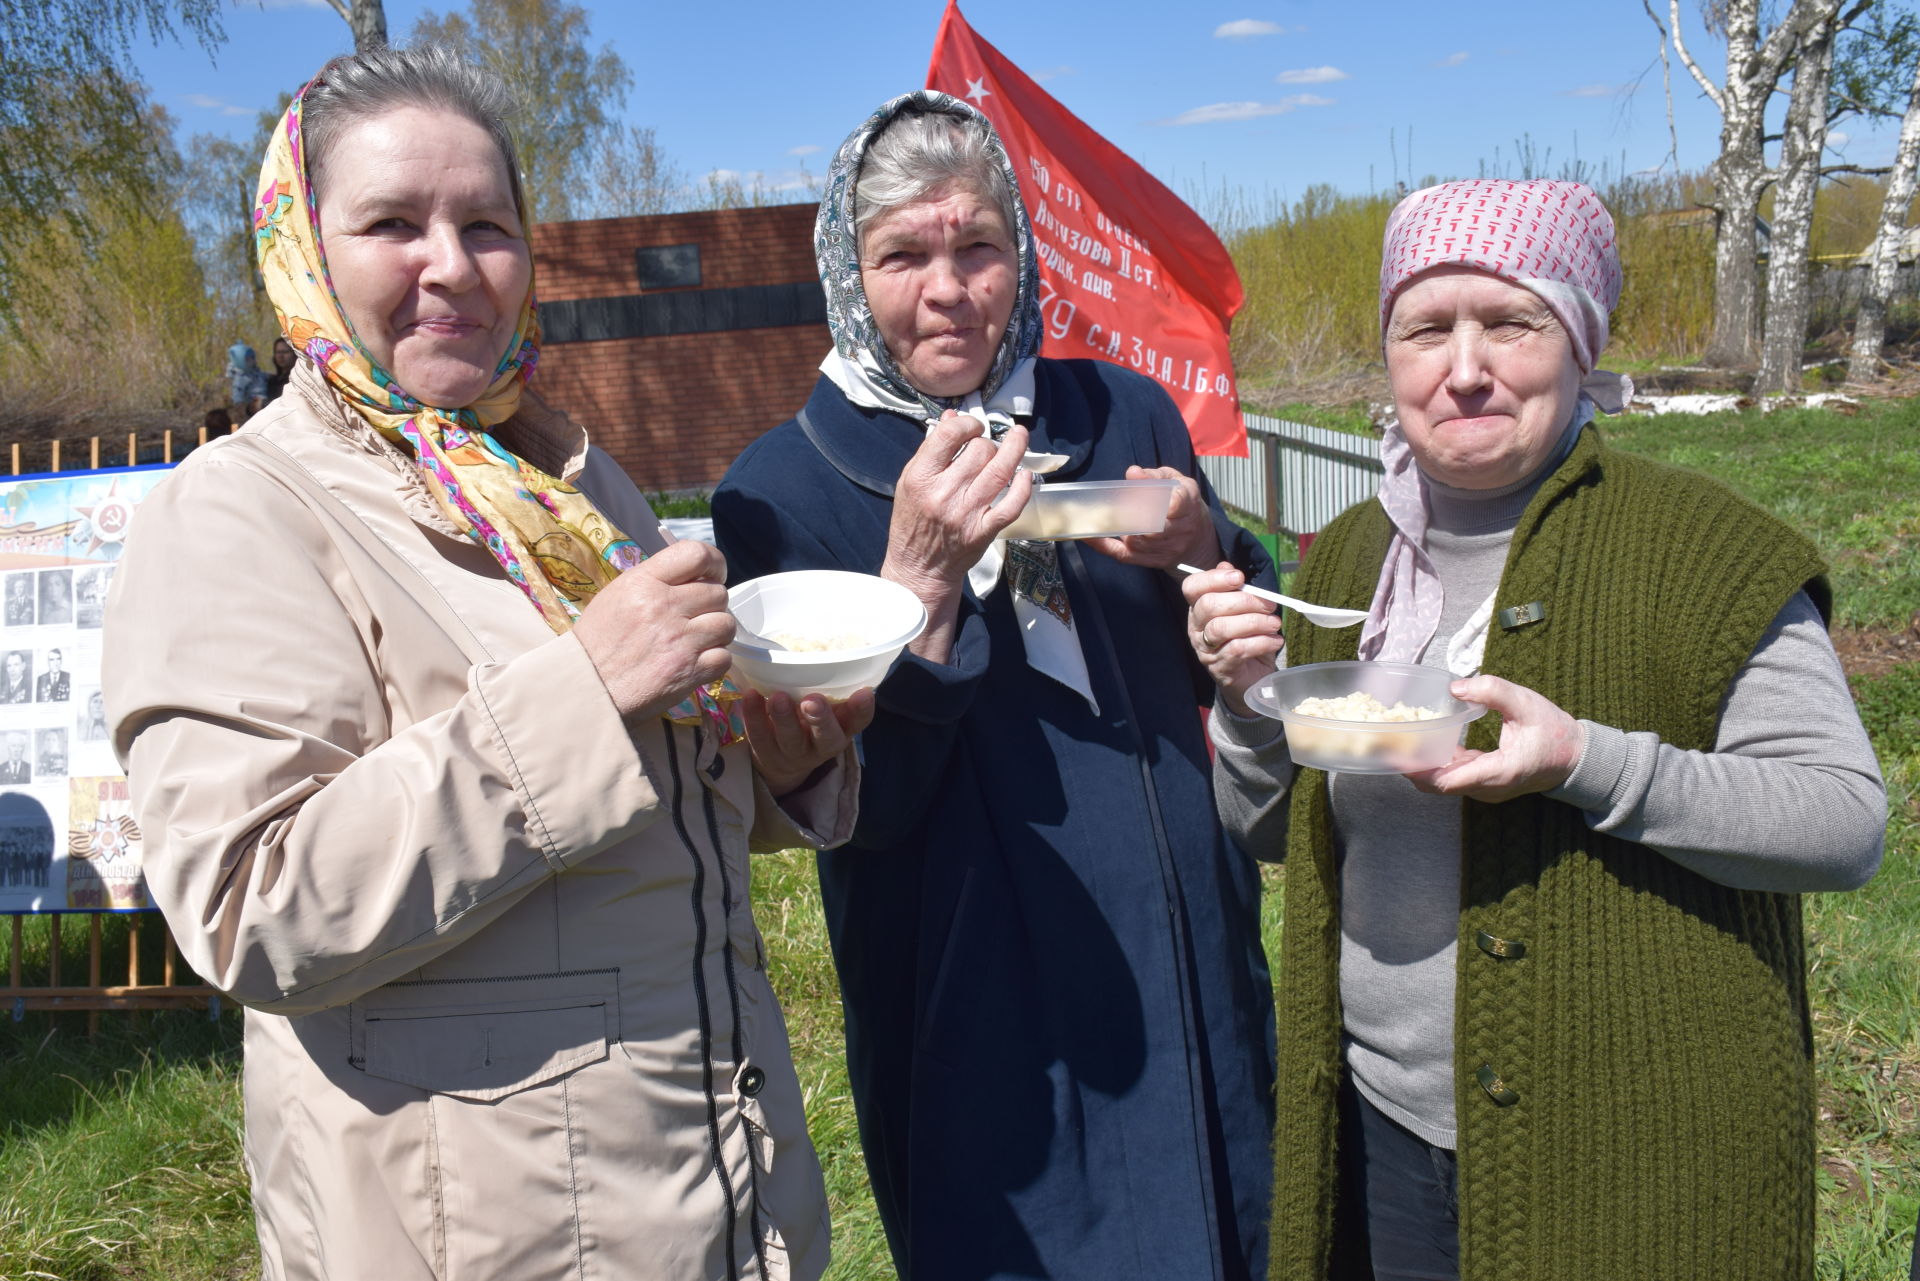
[1242,660,1487,775]
[726,570,927,701]
[997,477,1179,541]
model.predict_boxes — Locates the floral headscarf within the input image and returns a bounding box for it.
[815,90,1042,419]
[253,82,740,742]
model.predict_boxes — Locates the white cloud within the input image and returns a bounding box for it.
[787,144,821,157]
[1828,130,1851,149]
[1564,83,1616,98]
[1434,51,1470,67]
[1276,66,1348,85]
[1030,65,1076,83]
[182,92,252,116]
[1213,18,1284,39]
[1159,95,1333,126]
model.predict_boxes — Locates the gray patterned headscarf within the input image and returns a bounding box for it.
[816,90,1042,416]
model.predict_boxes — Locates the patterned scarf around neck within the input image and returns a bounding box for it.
[253,86,740,742]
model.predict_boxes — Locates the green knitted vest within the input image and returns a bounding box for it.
[1267,427,1829,1281]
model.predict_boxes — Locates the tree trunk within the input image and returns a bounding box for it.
[1674,0,1836,370]
[1848,60,1920,383]
[350,0,387,51]
[1695,0,1771,367]
[1705,159,1767,367]
[1756,12,1841,395]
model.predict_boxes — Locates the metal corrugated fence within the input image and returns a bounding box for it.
[1198,414,1383,538]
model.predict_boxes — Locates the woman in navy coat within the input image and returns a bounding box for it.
[713,91,1274,1281]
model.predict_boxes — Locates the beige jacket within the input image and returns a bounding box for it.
[104,363,853,1281]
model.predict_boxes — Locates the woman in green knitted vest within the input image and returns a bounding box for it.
[1183,180,1887,1281]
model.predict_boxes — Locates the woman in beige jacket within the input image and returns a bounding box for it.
[103,45,865,1281]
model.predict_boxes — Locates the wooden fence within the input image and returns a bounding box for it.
[6,426,220,476]
[0,433,220,1028]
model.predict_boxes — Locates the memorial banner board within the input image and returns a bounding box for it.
[0,465,170,912]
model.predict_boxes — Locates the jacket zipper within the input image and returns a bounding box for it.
[665,725,742,1281]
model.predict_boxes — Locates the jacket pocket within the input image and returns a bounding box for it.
[348,968,618,1102]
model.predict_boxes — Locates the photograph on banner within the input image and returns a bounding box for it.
[0,467,169,912]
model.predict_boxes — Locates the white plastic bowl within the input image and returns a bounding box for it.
[997,478,1179,541]
[726,570,927,701]
[1242,660,1487,775]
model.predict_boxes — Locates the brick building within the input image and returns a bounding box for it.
[529,203,829,494]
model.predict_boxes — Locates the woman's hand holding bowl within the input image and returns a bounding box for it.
[1085,465,1221,571]
[1404,674,1586,802]
[572,540,737,723]
[881,410,1034,662]
[1181,562,1283,717]
[743,687,876,799]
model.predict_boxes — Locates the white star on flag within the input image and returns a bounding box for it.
[964,76,992,103]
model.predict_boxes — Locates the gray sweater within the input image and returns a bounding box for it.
[1212,475,1886,1149]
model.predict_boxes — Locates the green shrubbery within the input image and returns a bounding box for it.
[1221,170,1913,400]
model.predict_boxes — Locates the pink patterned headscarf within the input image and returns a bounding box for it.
[1359,180,1631,665]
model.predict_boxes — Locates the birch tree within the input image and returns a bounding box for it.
[1848,41,1920,379]
[1756,7,1850,394]
[0,0,223,332]
[1670,0,1835,367]
[575,125,689,220]
[411,0,632,222]
[318,0,389,52]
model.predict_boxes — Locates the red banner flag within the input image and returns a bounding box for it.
[926,1,1247,456]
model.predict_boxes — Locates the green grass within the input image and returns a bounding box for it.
[0,918,249,1281]
[1807,742,1920,1279]
[752,853,890,1279]
[1603,397,1920,629]
[647,489,715,520]
[1245,400,1377,438]
[1,404,1915,1279]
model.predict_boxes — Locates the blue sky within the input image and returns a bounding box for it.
[130,0,1906,217]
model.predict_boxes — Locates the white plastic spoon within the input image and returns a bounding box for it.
[1176,564,1370,629]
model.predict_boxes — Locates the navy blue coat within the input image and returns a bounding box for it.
[713,359,1275,1281]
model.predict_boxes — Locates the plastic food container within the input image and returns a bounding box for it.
[997,478,1179,541]
[1242,660,1487,775]
[726,570,928,701]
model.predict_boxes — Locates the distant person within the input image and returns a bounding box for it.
[225,342,268,420]
[35,649,67,702]
[3,574,31,627]
[0,734,29,784]
[36,572,70,626]
[2,651,31,704]
[265,336,298,402]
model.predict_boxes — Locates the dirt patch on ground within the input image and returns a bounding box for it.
[1833,616,1920,680]
[1819,1154,1872,1203]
